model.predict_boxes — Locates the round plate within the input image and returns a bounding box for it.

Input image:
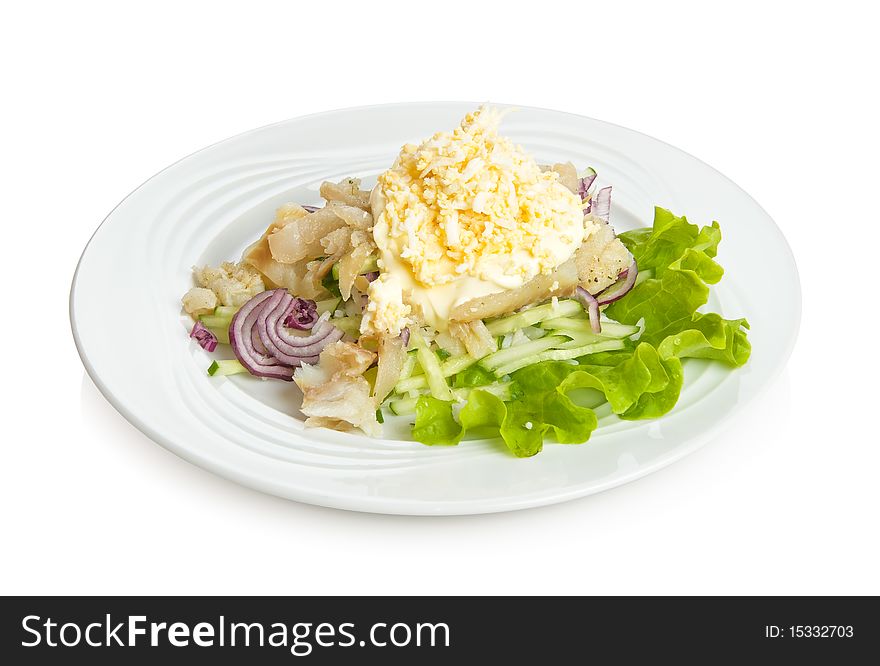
[70,102,800,515]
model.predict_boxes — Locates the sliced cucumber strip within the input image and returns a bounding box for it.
[478,335,567,371]
[205,326,230,345]
[411,330,453,400]
[399,352,418,380]
[331,316,362,337]
[541,317,640,338]
[549,330,608,348]
[442,354,478,376]
[315,297,341,316]
[389,396,419,416]
[393,376,425,393]
[492,339,626,377]
[485,299,583,336]
[207,359,247,376]
[540,316,587,330]
[214,305,239,318]
[457,383,516,402]
[198,314,232,329]
[394,354,477,394]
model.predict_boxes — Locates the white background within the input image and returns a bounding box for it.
[2,0,877,595]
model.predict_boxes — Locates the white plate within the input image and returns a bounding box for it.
[70,102,800,515]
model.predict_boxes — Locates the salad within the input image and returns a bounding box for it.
[182,106,750,457]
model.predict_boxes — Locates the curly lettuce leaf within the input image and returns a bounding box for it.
[608,207,750,367]
[459,389,506,434]
[620,208,721,274]
[658,313,751,367]
[541,391,599,444]
[558,343,681,419]
[606,271,710,346]
[499,401,548,457]
[413,396,462,446]
[452,365,498,388]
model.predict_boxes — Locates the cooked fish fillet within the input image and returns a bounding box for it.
[575,220,632,294]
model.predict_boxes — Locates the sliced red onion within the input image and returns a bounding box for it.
[190,321,218,352]
[302,205,320,213]
[579,169,597,214]
[596,261,639,306]
[400,327,411,348]
[364,271,379,282]
[257,290,344,366]
[578,170,597,199]
[284,297,318,330]
[252,325,269,356]
[592,186,612,222]
[575,286,602,334]
[229,290,294,380]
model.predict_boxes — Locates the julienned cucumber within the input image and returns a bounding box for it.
[399,352,419,380]
[491,338,626,377]
[541,317,640,338]
[316,297,341,316]
[388,397,419,416]
[214,305,239,318]
[199,314,232,329]
[394,354,477,394]
[485,299,583,336]
[411,330,453,400]
[206,326,230,345]
[548,327,637,349]
[207,359,247,376]
[197,314,230,344]
[330,254,379,280]
[388,383,516,416]
[548,330,608,349]
[479,335,567,371]
[330,316,362,337]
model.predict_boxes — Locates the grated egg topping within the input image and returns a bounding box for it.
[362,106,596,336]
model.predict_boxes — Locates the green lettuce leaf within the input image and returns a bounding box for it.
[608,208,742,354]
[499,401,548,457]
[413,396,462,446]
[452,365,497,388]
[620,353,683,419]
[458,389,506,435]
[541,391,598,444]
[559,343,680,419]
[658,313,751,367]
[605,268,709,345]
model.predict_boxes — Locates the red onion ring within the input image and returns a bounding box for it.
[252,324,269,356]
[229,291,294,380]
[257,291,343,365]
[284,297,318,330]
[575,286,602,334]
[596,261,638,306]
